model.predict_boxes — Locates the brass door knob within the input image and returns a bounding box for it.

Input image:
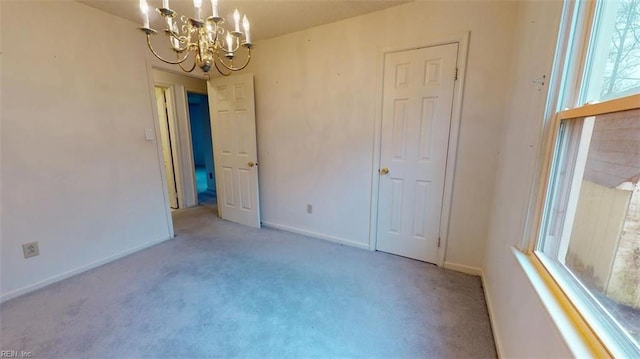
[248,161,257,167]
[379,167,389,175]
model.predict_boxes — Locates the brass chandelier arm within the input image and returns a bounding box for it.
[215,49,252,72]
[168,32,190,53]
[214,60,233,76]
[138,3,254,75]
[146,35,190,65]
[178,53,197,73]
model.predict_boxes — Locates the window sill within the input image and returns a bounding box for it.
[511,247,611,358]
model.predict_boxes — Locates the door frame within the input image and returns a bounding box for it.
[149,66,209,208]
[154,85,181,209]
[368,33,470,267]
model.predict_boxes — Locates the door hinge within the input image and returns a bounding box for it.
[454,68,459,81]
[437,237,441,248]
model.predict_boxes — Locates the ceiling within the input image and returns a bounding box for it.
[78,0,412,41]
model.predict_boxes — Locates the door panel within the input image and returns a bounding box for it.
[376,43,458,263]
[208,74,261,228]
[155,87,179,209]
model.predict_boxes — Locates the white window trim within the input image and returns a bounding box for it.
[525,93,640,357]
[513,248,611,358]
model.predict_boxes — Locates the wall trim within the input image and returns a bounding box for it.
[0,236,172,303]
[480,269,505,358]
[262,221,369,250]
[443,261,482,276]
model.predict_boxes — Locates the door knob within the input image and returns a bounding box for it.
[379,167,389,175]
[248,161,257,167]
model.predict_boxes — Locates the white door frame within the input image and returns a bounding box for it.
[150,67,208,208]
[154,85,181,209]
[368,33,469,267]
[144,60,210,238]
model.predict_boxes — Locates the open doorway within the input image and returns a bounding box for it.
[187,92,216,208]
[152,69,208,212]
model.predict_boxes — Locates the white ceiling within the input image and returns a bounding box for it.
[78,0,412,41]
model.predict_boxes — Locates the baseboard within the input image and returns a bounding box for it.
[0,235,173,303]
[261,221,369,250]
[480,269,505,358]
[443,261,483,276]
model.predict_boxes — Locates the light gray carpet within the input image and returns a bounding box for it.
[1,206,496,358]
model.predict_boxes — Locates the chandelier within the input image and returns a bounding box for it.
[138,0,253,75]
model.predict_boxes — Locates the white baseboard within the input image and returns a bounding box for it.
[0,236,173,303]
[261,221,369,250]
[480,269,505,358]
[443,261,483,276]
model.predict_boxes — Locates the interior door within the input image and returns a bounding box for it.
[376,43,458,263]
[207,73,261,228]
[155,87,179,209]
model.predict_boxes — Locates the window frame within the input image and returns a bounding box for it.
[535,95,640,357]
[523,0,640,356]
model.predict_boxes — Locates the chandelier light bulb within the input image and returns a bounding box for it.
[207,23,214,41]
[233,9,240,32]
[226,32,233,52]
[242,15,251,44]
[211,0,219,18]
[171,21,179,48]
[139,0,149,28]
[162,0,169,9]
[139,0,148,14]
[193,0,202,20]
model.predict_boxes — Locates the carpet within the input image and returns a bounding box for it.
[0,206,496,358]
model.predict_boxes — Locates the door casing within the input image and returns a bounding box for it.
[369,33,470,267]
[155,86,180,209]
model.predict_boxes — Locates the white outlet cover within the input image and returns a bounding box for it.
[144,128,154,141]
[22,241,39,259]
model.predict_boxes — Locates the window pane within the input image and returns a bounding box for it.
[583,0,640,103]
[539,108,640,351]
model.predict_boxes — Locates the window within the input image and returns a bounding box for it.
[535,0,640,356]
[583,0,640,103]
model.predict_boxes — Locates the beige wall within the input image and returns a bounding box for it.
[0,1,172,300]
[566,180,631,292]
[483,0,573,357]
[608,183,640,308]
[248,1,518,269]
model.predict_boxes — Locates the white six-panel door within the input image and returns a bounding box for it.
[376,43,458,263]
[207,74,261,228]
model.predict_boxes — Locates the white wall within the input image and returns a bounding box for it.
[483,1,574,357]
[0,1,171,300]
[248,1,518,268]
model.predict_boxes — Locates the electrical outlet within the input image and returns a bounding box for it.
[22,241,39,259]
[307,204,313,214]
